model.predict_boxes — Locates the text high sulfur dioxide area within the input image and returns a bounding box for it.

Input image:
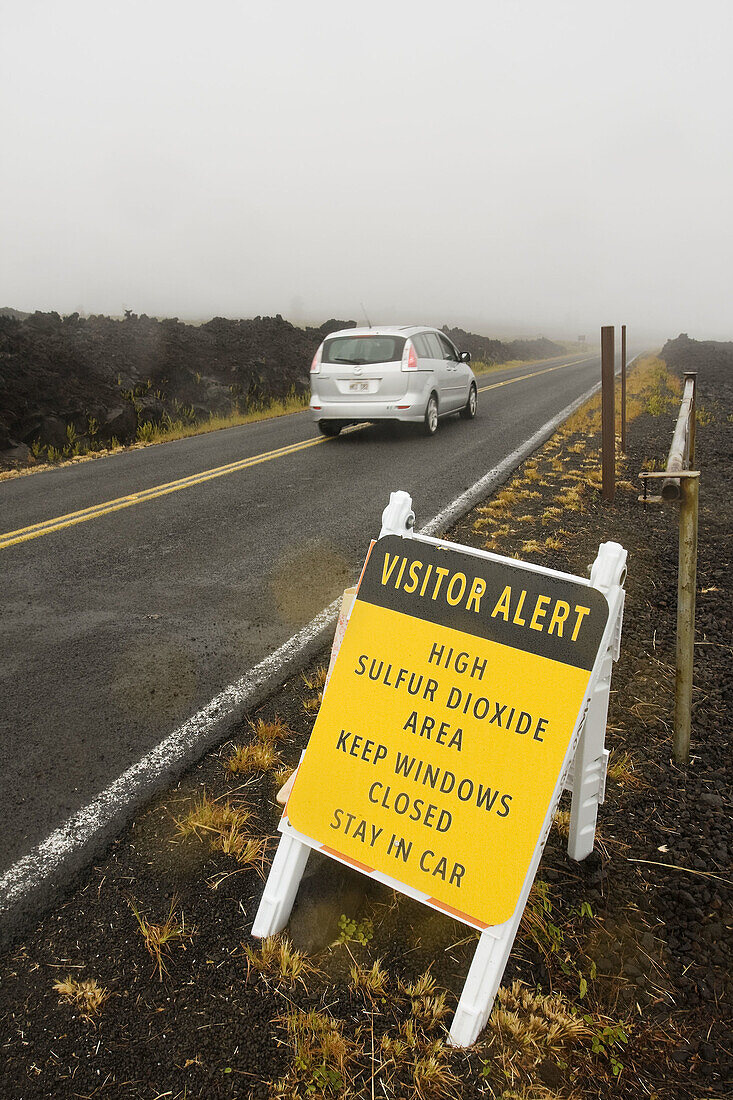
[286,536,609,927]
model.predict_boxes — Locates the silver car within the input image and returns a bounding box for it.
[309,325,477,437]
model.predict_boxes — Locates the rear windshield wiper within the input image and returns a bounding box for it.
[332,357,370,365]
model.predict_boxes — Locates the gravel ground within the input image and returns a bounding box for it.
[0,350,730,1099]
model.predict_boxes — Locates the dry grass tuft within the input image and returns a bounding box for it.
[53,975,109,1020]
[273,1008,353,1098]
[607,749,646,789]
[301,693,322,715]
[397,969,452,1030]
[129,896,194,980]
[562,470,588,483]
[275,763,296,790]
[400,969,437,999]
[274,971,464,1098]
[249,715,292,743]
[411,1043,462,1097]
[245,936,314,988]
[565,393,602,435]
[518,881,564,964]
[175,791,251,840]
[553,809,572,838]
[300,665,328,715]
[482,981,591,1091]
[224,740,279,775]
[349,958,389,998]
[218,830,269,869]
[411,991,451,1027]
[301,665,328,693]
[554,485,586,511]
[174,791,267,871]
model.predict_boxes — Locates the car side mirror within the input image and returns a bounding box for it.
[461,351,471,363]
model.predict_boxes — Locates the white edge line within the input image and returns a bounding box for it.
[0,597,341,913]
[421,379,601,536]
[1,360,630,917]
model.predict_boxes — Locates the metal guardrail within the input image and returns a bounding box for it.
[661,373,697,500]
[638,372,699,764]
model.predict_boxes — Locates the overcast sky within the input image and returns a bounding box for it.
[2,0,731,341]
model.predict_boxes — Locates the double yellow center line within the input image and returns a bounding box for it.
[0,435,327,551]
[1,355,594,552]
[477,356,593,395]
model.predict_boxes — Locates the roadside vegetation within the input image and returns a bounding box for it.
[3,387,310,481]
[471,349,583,376]
[473,353,674,553]
[131,387,309,447]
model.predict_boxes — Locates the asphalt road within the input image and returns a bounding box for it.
[0,352,602,928]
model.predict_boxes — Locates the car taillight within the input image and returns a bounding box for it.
[401,340,418,371]
[310,343,323,374]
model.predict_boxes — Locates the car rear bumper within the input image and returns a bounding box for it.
[310,374,433,424]
[310,399,427,424]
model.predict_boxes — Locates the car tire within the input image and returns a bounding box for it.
[318,420,343,437]
[460,383,478,420]
[423,393,439,436]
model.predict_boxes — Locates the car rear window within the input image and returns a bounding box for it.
[322,335,406,365]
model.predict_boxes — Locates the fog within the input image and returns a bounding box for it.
[2,0,732,342]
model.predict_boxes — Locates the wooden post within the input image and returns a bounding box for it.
[601,326,615,501]
[674,474,699,764]
[620,325,627,453]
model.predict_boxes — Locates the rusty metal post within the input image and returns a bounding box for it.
[674,474,699,763]
[601,326,615,501]
[620,325,627,453]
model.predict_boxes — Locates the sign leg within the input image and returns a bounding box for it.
[450,842,547,1048]
[251,831,311,938]
[567,648,612,862]
[449,921,513,1047]
[567,541,626,863]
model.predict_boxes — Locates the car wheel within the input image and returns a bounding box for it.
[318,420,342,437]
[460,383,478,420]
[423,393,439,436]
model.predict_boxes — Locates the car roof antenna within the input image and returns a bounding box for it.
[360,301,372,328]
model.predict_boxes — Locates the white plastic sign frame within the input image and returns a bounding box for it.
[252,491,626,1047]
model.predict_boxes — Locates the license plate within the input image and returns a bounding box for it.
[349,382,369,392]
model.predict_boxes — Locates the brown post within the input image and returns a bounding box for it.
[601,326,615,501]
[620,325,627,453]
[674,474,699,763]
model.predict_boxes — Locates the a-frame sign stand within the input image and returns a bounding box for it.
[253,491,626,1048]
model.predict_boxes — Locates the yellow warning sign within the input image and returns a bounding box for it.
[286,536,608,927]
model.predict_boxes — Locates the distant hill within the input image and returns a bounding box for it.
[662,333,733,373]
[441,327,563,366]
[0,306,31,320]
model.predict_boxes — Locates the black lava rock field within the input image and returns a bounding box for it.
[0,310,565,464]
